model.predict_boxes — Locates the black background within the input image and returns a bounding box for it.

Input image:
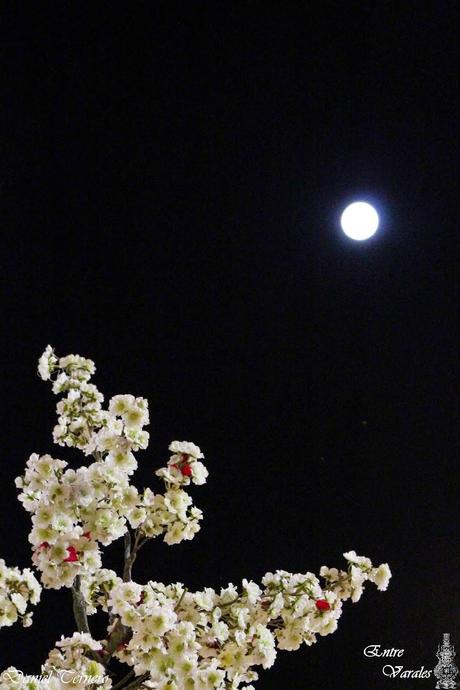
[2,3,458,688]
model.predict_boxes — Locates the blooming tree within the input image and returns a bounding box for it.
[0,346,391,690]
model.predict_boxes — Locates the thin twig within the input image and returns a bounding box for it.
[112,669,135,690]
[174,587,188,611]
[71,575,90,634]
[123,529,150,582]
[123,530,132,582]
[122,673,150,690]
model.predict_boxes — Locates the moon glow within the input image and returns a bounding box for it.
[340,202,379,240]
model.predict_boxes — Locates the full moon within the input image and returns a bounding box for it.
[340,201,379,240]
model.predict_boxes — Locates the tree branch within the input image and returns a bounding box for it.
[71,574,106,666]
[123,530,133,582]
[112,669,135,690]
[122,673,149,690]
[123,528,148,582]
[71,574,90,634]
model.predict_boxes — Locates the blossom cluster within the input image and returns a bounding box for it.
[1,633,111,690]
[15,348,209,589]
[38,346,149,455]
[155,442,209,488]
[16,449,207,589]
[0,559,41,628]
[76,552,389,689]
[42,632,110,689]
[1,553,389,689]
[138,441,209,546]
[16,451,135,588]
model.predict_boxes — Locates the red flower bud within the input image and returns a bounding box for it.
[315,599,330,611]
[63,546,79,562]
[38,542,50,550]
[181,463,193,477]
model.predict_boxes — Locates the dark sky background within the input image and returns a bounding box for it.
[2,3,458,689]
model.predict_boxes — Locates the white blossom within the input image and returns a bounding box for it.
[0,559,41,628]
[37,345,58,381]
[369,562,392,591]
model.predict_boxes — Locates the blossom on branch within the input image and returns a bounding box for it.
[0,346,391,690]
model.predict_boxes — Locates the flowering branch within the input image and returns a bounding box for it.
[0,346,392,690]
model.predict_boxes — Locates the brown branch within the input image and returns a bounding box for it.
[123,530,133,582]
[71,575,91,634]
[122,673,150,690]
[71,575,105,665]
[123,528,149,582]
[112,669,135,690]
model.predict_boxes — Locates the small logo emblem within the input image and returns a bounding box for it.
[434,633,459,689]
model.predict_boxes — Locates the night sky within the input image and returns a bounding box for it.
[2,3,458,688]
